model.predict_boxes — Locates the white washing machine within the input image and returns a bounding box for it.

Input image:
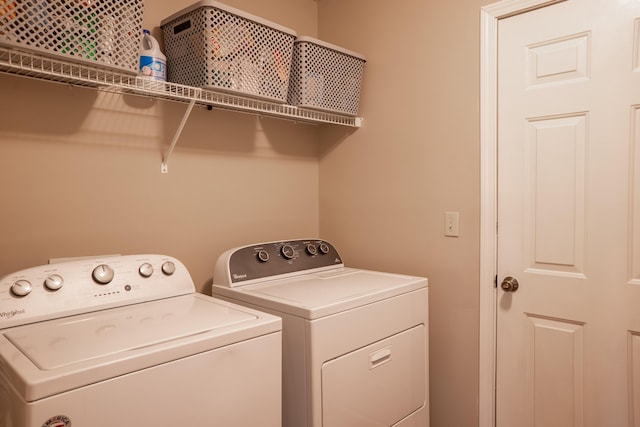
[0,254,282,427]
[212,239,429,427]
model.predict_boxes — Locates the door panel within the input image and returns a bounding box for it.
[526,114,586,275]
[630,332,640,425]
[526,32,590,87]
[525,315,584,427]
[497,1,640,425]
[633,107,640,285]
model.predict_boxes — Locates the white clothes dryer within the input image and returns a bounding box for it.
[212,239,429,427]
[0,254,282,427]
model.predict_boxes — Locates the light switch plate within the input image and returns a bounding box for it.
[445,212,459,237]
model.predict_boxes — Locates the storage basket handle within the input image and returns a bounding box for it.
[173,19,192,35]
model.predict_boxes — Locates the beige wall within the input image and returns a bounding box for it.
[317,1,491,426]
[0,0,320,293]
[0,1,493,426]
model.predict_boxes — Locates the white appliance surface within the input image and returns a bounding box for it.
[7,295,255,371]
[0,254,282,427]
[212,239,429,427]
[321,324,426,426]
[216,268,425,319]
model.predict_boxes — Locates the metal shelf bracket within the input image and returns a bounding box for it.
[161,99,196,174]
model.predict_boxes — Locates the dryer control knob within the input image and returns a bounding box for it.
[92,264,115,285]
[306,244,318,256]
[139,263,154,278]
[44,274,64,291]
[162,261,176,276]
[319,242,330,254]
[11,279,32,297]
[281,244,295,260]
[257,250,270,262]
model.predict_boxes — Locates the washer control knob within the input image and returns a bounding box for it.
[281,244,295,260]
[11,279,32,297]
[306,244,318,256]
[319,243,330,254]
[44,274,64,291]
[162,261,176,276]
[139,263,154,278]
[92,264,115,285]
[257,250,270,262]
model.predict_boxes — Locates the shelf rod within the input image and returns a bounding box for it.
[161,98,197,174]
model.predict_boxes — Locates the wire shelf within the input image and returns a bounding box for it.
[0,46,362,127]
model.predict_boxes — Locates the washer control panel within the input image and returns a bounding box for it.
[0,254,194,329]
[215,239,344,287]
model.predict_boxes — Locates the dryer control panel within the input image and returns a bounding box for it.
[0,254,195,329]
[215,239,344,287]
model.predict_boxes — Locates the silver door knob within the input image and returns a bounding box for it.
[501,276,519,292]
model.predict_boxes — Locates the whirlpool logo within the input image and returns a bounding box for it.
[0,309,25,319]
[41,415,72,427]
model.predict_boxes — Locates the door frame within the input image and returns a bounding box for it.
[478,1,567,426]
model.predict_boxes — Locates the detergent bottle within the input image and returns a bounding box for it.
[139,29,166,81]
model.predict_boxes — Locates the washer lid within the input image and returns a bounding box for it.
[0,294,281,401]
[213,267,428,319]
[5,294,256,370]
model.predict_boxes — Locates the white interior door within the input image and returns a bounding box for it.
[497,1,640,426]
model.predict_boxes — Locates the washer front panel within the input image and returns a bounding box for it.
[1,329,283,427]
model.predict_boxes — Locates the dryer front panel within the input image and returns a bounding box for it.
[321,324,426,426]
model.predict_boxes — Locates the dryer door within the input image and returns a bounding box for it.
[321,324,426,426]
